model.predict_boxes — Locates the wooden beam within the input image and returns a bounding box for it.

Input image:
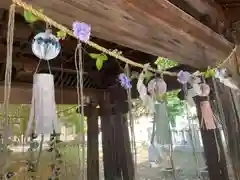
[0,0,234,68]
[168,0,227,34]
[0,83,100,104]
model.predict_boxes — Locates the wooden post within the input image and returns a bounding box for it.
[99,81,134,180]
[86,102,99,180]
[112,109,134,180]
[213,80,240,179]
[108,82,134,180]
[99,92,121,180]
[194,96,229,180]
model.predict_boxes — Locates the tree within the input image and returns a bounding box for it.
[58,105,87,134]
[165,90,184,126]
[0,104,87,142]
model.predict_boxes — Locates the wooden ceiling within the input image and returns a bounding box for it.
[0,0,236,70]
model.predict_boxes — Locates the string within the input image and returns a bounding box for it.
[74,43,86,180]
[12,0,237,76]
[0,3,15,178]
[34,59,42,74]
[3,3,15,128]
[182,84,200,177]
[79,43,86,180]
[125,64,137,176]
[166,100,176,180]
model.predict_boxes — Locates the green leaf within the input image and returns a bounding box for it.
[89,53,100,59]
[98,54,108,61]
[131,71,139,79]
[143,71,153,83]
[204,68,216,78]
[23,9,43,23]
[96,58,103,70]
[57,30,67,40]
[155,57,178,70]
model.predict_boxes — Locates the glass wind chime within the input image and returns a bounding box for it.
[137,65,175,172]
[177,71,217,130]
[24,27,62,179]
[177,70,220,178]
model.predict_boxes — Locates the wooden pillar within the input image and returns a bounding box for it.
[112,109,134,180]
[99,93,121,180]
[109,82,134,180]
[213,80,240,179]
[99,82,134,180]
[194,96,229,180]
[86,102,99,180]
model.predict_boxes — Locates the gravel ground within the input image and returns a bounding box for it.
[134,147,206,180]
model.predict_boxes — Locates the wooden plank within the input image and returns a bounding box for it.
[168,0,227,33]
[0,83,100,104]
[0,0,234,68]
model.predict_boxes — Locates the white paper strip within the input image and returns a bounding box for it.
[26,73,60,137]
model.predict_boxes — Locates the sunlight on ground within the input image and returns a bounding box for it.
[4,144,205,180]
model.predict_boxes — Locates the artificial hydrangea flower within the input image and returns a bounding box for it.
[177,70,191,84]
[72,21,91,42]
[118,73,132,89]
[215,68,227,80]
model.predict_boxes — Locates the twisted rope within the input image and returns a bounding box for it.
[74,43,86,179]
[0,3,15,177]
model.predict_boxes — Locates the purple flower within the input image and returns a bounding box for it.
[177,70,191,84]
[118,73,132,89]
[215,68,227,79]
[72,21,91,42]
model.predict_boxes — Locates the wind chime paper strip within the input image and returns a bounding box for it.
[26,73,60,136]
[200,101,217,130]
[155,102,171,145]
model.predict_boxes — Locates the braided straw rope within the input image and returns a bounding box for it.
[12,0,237,76]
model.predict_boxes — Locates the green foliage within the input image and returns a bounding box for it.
[165,90,184,126]
[56,30,67,40]
[155,57,178,70]
[203,68,216,78]
[58,105,87,133]
[89,53,108,70]
[24,10,43,23]
[156,57,183,125]
[0,104,87,137]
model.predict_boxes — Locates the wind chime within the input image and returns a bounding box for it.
[24,26,62,179]
[177,70,221,178]
[177,71,217,130]
[137,65,177,178]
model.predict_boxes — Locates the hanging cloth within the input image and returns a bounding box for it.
[155,101,171,145]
